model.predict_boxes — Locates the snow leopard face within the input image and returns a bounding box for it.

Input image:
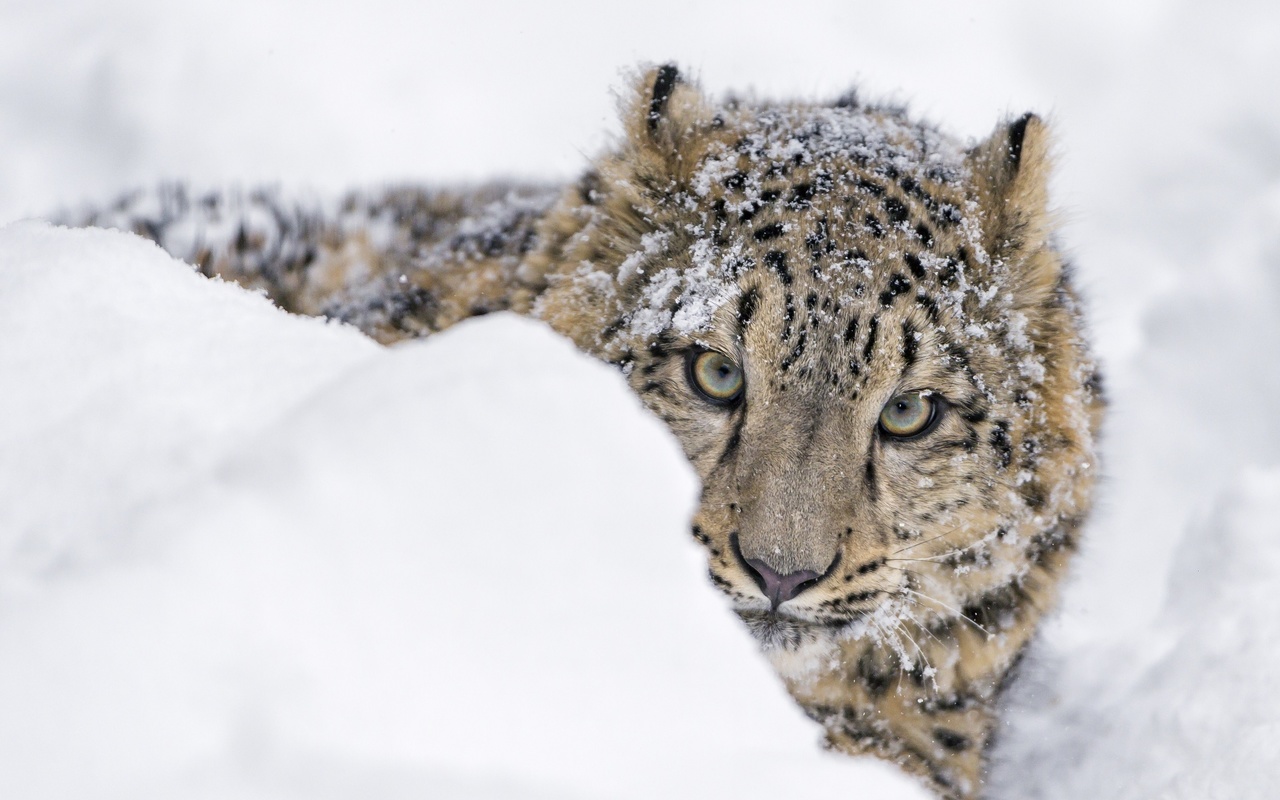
[533,66,1102,795]
[539,65,1099,648]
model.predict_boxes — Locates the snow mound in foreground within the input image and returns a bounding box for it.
[0,222,929,799]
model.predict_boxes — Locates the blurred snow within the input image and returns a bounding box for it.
[1,0,1279,797]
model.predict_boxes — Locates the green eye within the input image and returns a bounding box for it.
[879,392,938,438]
[688,350,745,405]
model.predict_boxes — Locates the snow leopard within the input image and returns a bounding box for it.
[68,65,1103,799]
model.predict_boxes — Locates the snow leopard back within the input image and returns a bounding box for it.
[65,182,559,343]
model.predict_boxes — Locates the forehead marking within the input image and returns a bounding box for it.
[901,319,919,369]
[863,315,880,365]
[879,273,912,307]
[904,252,927,279]
[764,250,791,285]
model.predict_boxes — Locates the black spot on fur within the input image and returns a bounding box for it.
[898,176,931,202]
[843,590,880,604]
[856,177,885,196]
[883,197,909,224]
[901,320,918,367]
[738,289,759,330]
[917,292,941,323]
[843,315,859,343]
[719,412,746,467]
[789,183,815,209]
[754,222,785,241]
[879,273,911,307]
[940,258,960,286]
[1020,481,1046,510]
[934,204,963,227]
[647,64,680,135]
[959,403,988,424]
[914,223,935,248]
[864,213,885,238]
[963,582,1027,631]
[855,649,893,697]
[806,217,830,269]
[933,728,970,752]
[990,421,1013,469]
[863,315,879,363]
[855,557,885,575]
[708,572,734,591]
[904,252,926,279]
[723,172,747,192]
[781,330,808,372]
[765,250,792,285]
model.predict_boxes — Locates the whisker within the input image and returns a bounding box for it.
[893,620,938,690]
[901,588,992,638]
[891,523,965,556]
[874,618,915,684]
[895,536,993,564]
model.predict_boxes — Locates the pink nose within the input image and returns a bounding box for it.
[730,534,826,609]
[744,557,821,608]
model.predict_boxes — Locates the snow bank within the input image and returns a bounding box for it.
[0,222,379,591]
[0,222,928,799]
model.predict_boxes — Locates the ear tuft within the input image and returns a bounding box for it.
[647,63,680,136]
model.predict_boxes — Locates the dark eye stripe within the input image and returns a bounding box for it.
[688,350,744,405]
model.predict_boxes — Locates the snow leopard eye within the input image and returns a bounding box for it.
[879,391,938,438]
[687,350,744,405]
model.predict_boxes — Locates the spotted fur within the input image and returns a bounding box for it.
[68,65,1102,799]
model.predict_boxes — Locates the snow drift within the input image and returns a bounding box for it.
[0,222,929,799]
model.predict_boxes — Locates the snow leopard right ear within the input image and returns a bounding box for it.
[621,64,715,184]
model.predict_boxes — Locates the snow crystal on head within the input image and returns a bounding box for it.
[617,230,670,283]
[628,235,743,338]
[634,104,975,341]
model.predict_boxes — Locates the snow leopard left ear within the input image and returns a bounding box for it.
[622,64,715,183]
[967,113,1060,301]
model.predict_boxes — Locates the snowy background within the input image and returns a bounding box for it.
[2,1,1279,797]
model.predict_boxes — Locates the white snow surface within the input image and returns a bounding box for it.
[3,1,1280,798]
